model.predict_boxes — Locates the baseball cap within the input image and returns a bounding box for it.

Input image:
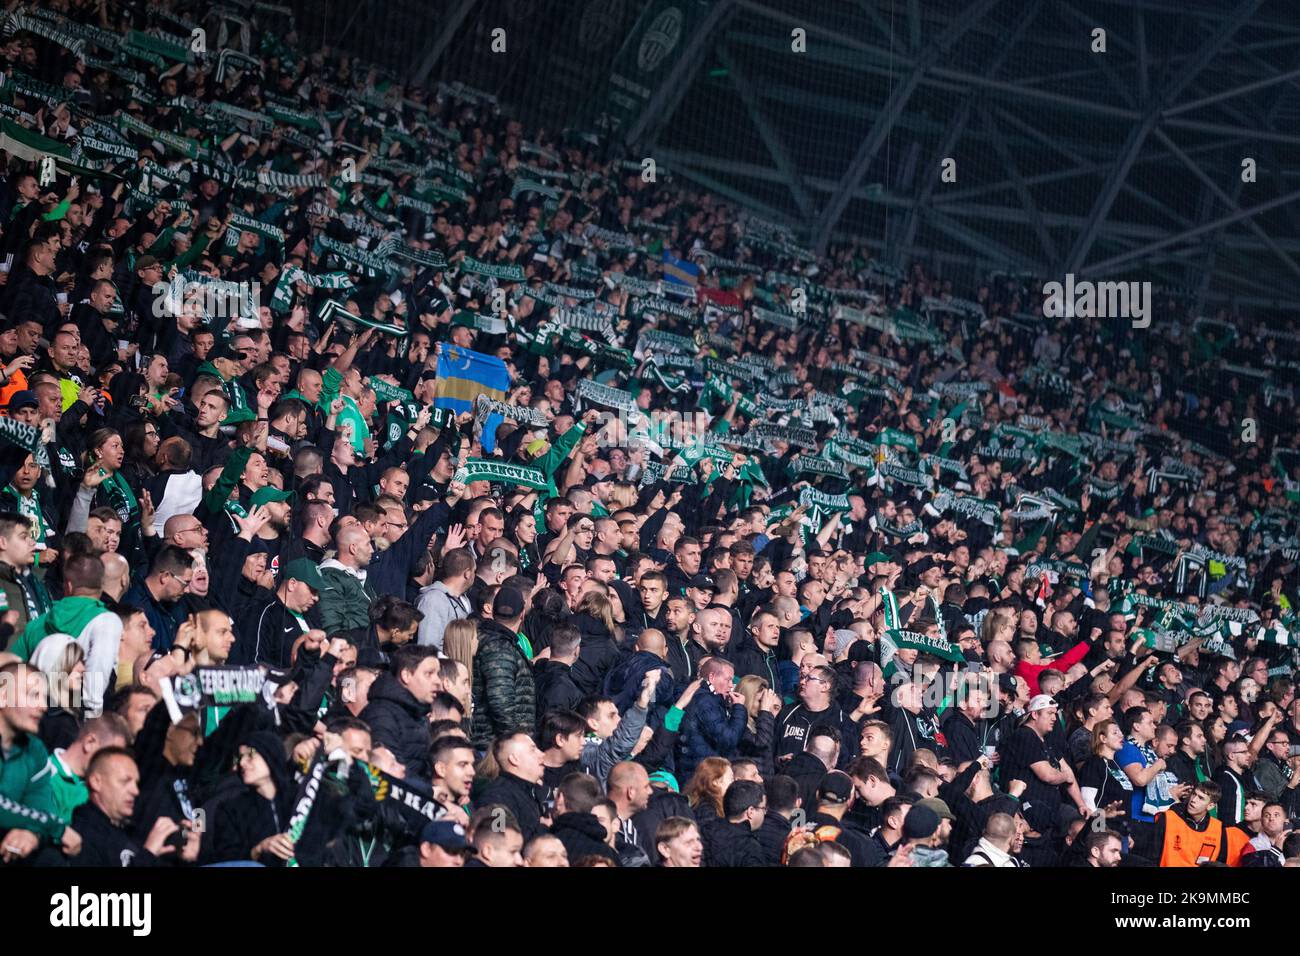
[1027,694,1056,713]
[909,556,939,576]
[492,586,526,620]
[902,804,940,841]
[816,771,854,805]
[250,486,295,507]
[419,819,470,852]
[916,797,955,821]
[135,255,161,271]
[4,390,37,411]
[283,557,329,591]
[864,552,890,570]
[689,573,716,592]
[223,406,256,425]
[648,770,680,792]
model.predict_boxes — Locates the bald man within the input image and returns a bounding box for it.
[603,627,673,715]
[687,607,733,675]
[986,640,1015,674]
[317,524,377,634]
[606,761,653,857]
[100,552,131,602]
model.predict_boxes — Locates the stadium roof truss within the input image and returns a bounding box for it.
[620,0,1300,310]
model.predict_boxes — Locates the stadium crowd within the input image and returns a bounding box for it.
[0,0,1298,869]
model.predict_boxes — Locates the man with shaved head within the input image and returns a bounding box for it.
[687,606,734,676]
[601,628,673,716]
[478,732,548,840]
[317,523,377,634]
[99,552,130,602]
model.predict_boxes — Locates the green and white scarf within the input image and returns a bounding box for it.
[460,257,525,282]
[453,459,550,491]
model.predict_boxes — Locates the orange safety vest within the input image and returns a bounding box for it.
[1224,825,1252,867]
[1158,809,1225,867]
[0,368,28,410]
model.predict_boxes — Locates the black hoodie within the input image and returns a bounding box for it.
[361,673,433,781]
[550,811,619,864]
[569,612,621,696]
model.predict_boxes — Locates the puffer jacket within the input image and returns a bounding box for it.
[602,649,674,715]
[470,618,536,750]
[676,688,747,781]
[569,612,621,697]
[360,673,433,781]
[315,560,376,635]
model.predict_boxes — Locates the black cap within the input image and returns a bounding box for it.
[689,574,716,592]
[902,804,940,841]
[5,390,37,411]
[816,771,854,805]
[492,586,526,620]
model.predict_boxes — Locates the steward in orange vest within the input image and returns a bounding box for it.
[1155,794,1228,867]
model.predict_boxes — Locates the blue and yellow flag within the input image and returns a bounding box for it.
[662,251,700,288]
[435,345,510,450]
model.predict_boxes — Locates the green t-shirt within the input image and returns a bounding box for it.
[47,750,88,824]
[320,367,370,454]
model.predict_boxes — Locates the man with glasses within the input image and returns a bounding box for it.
[121,545,194,653]
[1215,737,1259,825]
[775,664,856,768]
[163,514,208,554]
[1254,726,1300,803]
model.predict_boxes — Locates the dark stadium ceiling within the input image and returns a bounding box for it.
[303,0,1300,311]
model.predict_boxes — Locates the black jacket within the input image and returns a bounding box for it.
[603,649,675,715]
[785,751,833,815]
[631,788,694,861]
[478,771,547,841]
[665,632,695,686]
[807,809,886,867]
[233,595,307,668]
[737,711,777,780]
[208,786,292,867]
[702,818,765,867]
[941,709,984,766]
[361,673,433,781]
[732,636,780,689]
[69,802,158,867]
[550,811,619,864]
[534,659,583,723]
[755,810,792,865]
[569,612,621,697]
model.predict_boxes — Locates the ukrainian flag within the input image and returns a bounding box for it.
[435,345,510,450]
[662,251,700,288]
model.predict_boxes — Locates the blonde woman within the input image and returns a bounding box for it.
[571,591,620,694]
[443,618,479,684]
[735,675,780,778]
[605,482,637,511]
[30,633,87,750]
[981,607,1015,645]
